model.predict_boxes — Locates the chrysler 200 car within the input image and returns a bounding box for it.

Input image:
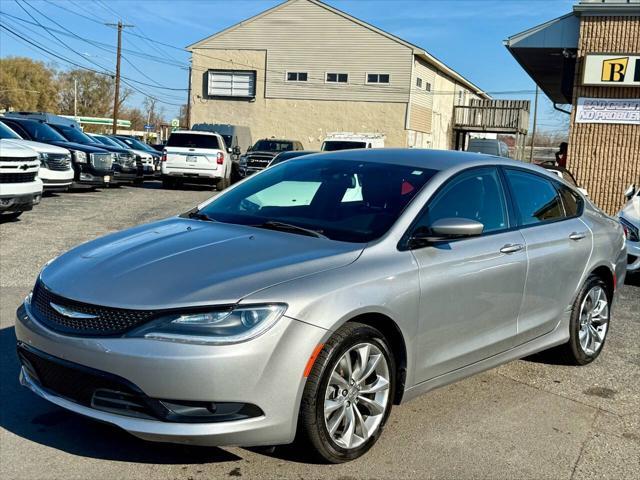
[16,149,626,463]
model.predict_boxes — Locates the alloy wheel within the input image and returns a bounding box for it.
[578,286,609,356]
[323,342,390,449]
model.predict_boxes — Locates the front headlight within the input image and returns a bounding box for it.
[72,150,87,163]
[38,152,48,166]
[127,303,287,345]
[239,155,247,166]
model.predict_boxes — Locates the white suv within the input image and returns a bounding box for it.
[162,131,231,190]
[0,139,43,221]
[0,121,73,191]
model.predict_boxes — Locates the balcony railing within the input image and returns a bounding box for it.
[454,100,530,134]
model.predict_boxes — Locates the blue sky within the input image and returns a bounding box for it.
[0,0,575,132]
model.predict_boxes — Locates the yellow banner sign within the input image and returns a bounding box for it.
[583,54,640,87]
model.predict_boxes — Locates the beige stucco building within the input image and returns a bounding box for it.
[187,0,487,150]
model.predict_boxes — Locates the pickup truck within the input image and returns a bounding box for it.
[239,138,304,177]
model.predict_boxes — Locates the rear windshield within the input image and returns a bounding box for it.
[322,141,367,151]
[167,133,220,149]
[467,143,498,155]
[252,140,294,152]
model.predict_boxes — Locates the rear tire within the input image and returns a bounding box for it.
[554,274,611,365]
[298,322,395,463]
[216,169,231,191]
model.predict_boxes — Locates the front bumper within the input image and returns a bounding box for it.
[0,191,41,212]
[40,168,74,191]
[15,301,327,447]
[627,240,640,272]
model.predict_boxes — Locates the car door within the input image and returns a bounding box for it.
[502,168,593,344]
[410,167,527,383]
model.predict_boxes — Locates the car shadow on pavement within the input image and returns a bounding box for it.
[0,326,240,464]
[625,272,639,287]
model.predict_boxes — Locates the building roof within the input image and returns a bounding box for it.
[504,13,580,104]
[187,0,489,99]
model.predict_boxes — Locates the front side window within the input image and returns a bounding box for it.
[287,72,308,82]
[326,73,348,83]
[414,167,508,235]
[504,169,564,226]
[52,124,95,144]
[199,158,436,243]
[367,73,390,84]
[207,70,256,98]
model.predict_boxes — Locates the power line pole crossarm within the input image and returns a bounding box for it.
[106,20,134,135]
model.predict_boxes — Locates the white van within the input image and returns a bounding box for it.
[0,120,73,191]
[321,132,385,151]
[0,139,43,221]
[162,130,231,190]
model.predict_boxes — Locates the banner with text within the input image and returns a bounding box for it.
[575,98,640,125]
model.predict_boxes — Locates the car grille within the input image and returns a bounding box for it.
[44,154,71,171]
[0,172,37,183]
[117,153,136,168]
[0,156,38,162]
[30,280,155,336]
[89,152,113,171]
[246,153,275,169]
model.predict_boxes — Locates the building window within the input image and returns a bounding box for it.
[207,70,256,98]
[287,72,308,82]
[425,81,432,92]
[457,90,466,105]
[367,73,390,84]
[326,72,348,83]
[416,77,423,88]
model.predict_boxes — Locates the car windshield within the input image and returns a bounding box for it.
[18,121,67,142]
[167,133,220,149]
[53,124,96,144]
[252,140,294,152]
[94,135,119,147]
[199,157,437,243]
[0,122,22,139]
[117,136,154,151]
[322,141,367,151]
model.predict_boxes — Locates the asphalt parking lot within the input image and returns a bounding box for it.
[1,182,638,480]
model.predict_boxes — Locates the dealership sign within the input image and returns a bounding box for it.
[583,54,640,87]
[575,98,640,125]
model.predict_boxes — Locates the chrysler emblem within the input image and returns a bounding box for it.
[50,302,98,319]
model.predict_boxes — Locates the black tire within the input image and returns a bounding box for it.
[162,178,174,189]
[216,171,231,191]
[133,178,144,186]
[555,274,611,365]
[298,322,395,463]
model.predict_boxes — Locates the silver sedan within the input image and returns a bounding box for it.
[15,149,627,463]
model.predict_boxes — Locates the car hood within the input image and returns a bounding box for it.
[40,217,364,310]
[247,150,279,157]
[3,139,69,155]
[50,141,108,153]
[620,196,640,225]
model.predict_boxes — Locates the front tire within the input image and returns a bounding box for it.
[298,322,395,463]
[556,274,611,365]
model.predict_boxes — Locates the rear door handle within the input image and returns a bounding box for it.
[500,243,524,254]
[569,232,587,241]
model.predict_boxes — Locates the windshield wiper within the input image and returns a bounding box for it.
[186,210,216,222]
[252,221,327,239]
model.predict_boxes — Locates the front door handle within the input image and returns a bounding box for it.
[569,232,587,241]
[500,243,524,254]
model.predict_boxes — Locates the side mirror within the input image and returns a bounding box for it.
[227,148,233,154]
[233,146,241,154]
[624,184,636,200]
[409,218,484,248]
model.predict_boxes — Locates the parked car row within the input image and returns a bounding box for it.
[0,111,163,221]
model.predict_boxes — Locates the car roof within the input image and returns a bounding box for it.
[257,138,298,142]
[171,130,219,136]
[300,148,530,172]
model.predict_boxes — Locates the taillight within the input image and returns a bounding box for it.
[161,150,167,162]
[216,152,224,165]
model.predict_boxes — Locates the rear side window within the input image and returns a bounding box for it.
[167,134,220,149]
[504,170,564,226]
[557,184,583,217]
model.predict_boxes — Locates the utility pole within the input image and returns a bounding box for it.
[186,65,192,128]
[529,85,539,163]
[73,78,77,118]
[106,20,134,134]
